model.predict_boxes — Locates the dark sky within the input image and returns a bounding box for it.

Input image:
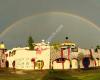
[0,0,100,49]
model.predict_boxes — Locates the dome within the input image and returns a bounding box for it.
[0,42,6,49]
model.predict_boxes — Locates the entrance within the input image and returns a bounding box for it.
[5,60,9,68]
[82,57,90,69]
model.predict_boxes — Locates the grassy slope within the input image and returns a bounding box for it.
[0,68,100,80]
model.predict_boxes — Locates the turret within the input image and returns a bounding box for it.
[0,42,6,49]
[61,37,76,49]
[0,42,7,68]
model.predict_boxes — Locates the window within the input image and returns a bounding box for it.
[71,48,78,52]
[55,58,66,63]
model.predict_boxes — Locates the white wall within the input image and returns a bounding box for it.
[53,60,70,69]
[53,61,63,69]
[7,46,50,70]
[64,60,70,69]
[89,59,95,68]
[72,59,78,69]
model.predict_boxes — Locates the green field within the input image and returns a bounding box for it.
[0,68,100,80]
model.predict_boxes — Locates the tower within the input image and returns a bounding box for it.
[0,42,7,68]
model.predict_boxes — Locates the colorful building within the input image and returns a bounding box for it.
[6,40,100,70]
[51,40,100,69]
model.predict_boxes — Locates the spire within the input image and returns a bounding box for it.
[65,36,68,40]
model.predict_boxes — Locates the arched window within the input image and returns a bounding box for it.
[55,58,66,63]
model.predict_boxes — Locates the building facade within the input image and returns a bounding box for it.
[6,40,100,70]
[6,40,50,70]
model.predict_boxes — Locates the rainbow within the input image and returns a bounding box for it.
[0,12,100,38]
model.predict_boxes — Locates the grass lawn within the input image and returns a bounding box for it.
[0,68,100,80]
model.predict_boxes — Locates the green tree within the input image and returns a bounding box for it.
[51,42,61,51]
[28,36,34,50]
[95,45,100,52]
[77,52,84,69]
[96,45,100,49]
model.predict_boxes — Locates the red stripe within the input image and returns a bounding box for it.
[94,61,96,66]
[61,48,63,58]
[68,48,70,60]
[35,48,48,54]
[61,48,64,69]
[35,48,41,54]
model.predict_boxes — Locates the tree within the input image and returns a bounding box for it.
[51,42,61,51]
[77,52,84,69]
[96,45,100,49]
[28,36,34,50]
[95,45,100,52]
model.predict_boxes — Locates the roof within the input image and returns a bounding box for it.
[61,40,76,46]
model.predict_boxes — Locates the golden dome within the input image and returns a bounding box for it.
[0,42,5,49]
